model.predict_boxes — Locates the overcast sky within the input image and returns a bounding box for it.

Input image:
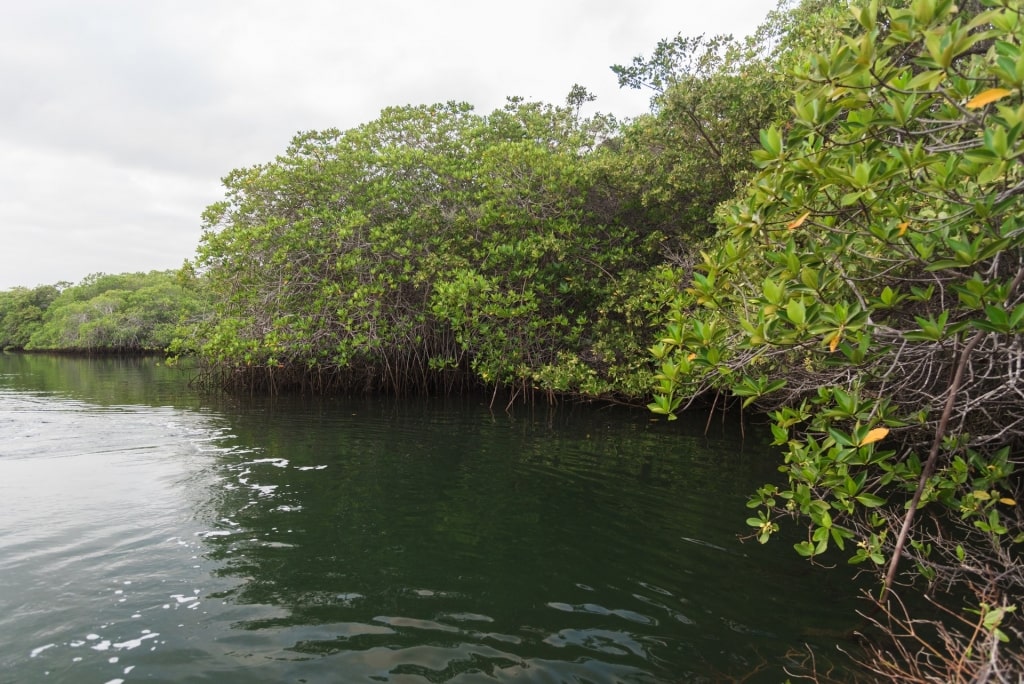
[0,0,778,290]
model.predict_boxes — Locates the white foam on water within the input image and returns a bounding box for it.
[249,458,289,467]
[91,640,111,651]
[112,632,158,650]
[196,529,233,537]
[29,643,55,658]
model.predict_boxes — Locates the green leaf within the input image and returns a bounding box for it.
[763,278,783,305]
[786,299,807,326]
[794,540,816,557]
[855,493,886,508]
[760,127,782,158]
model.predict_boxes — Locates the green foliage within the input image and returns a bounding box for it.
[651,0,1024,585]
[606,1,855,239]
[180,3,861,398]
[0,284,61,349]
[184,97,667,395]
[16,271,207,352]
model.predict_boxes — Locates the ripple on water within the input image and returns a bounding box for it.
[1,365,863,682]
[0,392,240,681]
[546,601,658,626]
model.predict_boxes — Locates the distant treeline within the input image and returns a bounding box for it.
[0,270,209,353]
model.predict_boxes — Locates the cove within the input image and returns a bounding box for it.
[0,354,863,682]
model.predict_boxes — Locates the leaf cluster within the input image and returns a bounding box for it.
[649,0,1024,649]
[184,98,669,397]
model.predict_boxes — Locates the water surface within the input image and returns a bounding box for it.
[0,354,861,683]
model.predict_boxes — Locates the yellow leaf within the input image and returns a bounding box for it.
[898,221,910,237]
[1000,497,1017,506]
[973,490,992,501]
[829,332,841,353]
[966,88,1012,109]
[859,427,889,446]
[788,211,811,230]
[687,353,697,361]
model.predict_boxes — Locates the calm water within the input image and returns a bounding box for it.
[0,354,862,683]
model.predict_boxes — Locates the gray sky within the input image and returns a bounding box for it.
[0,0,778,290]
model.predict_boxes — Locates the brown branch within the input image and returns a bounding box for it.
[881,328,986,601]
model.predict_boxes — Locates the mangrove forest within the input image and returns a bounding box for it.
[3,0,1024,678]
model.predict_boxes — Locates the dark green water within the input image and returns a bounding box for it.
[0,354,863,683]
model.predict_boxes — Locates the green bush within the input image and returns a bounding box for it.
[651,0,1024,673]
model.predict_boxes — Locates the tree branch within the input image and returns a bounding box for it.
[881,328,986,601]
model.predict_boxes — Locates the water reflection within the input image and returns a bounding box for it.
[0,355,863,682]
[0,352,202,409]
[190,396,860,682]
